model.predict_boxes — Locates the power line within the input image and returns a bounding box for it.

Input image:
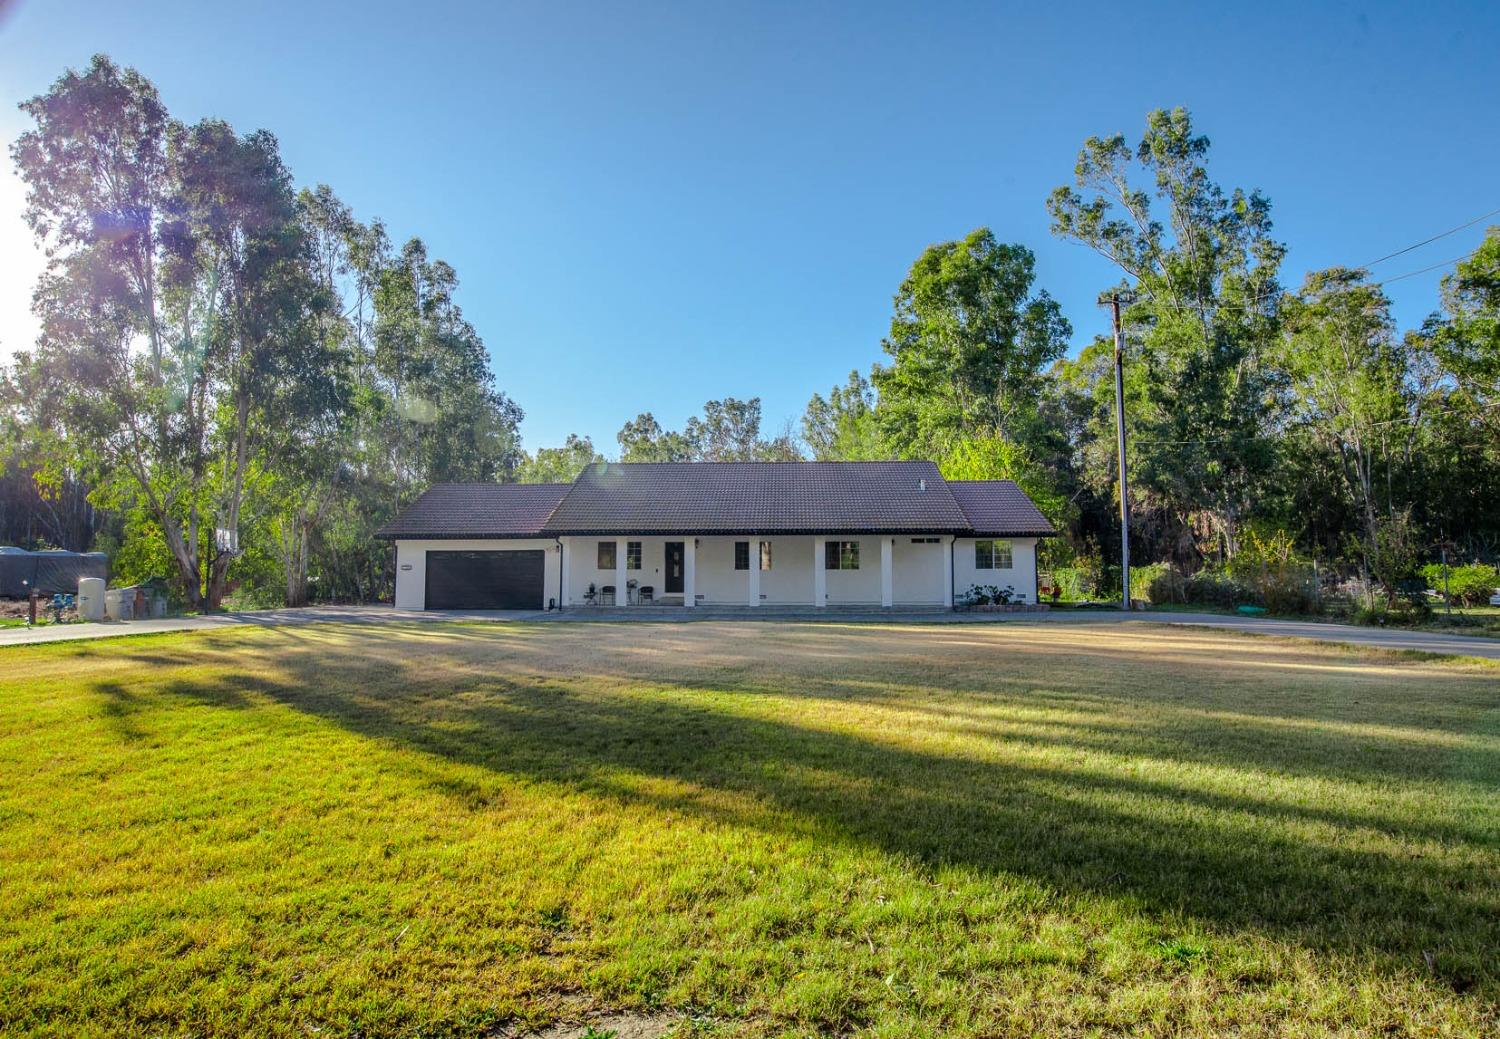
[1358,206,1500,269]
[1129,246,1483,316]
[1075,204,1497,324]
[1375,251,1480,286]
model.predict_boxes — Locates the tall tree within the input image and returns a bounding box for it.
[1435,229,1500,416]
[617,398,801,462]
[685,397,773,461]
[1048,107,1284,560]
[12,56,332,607]
[617,412,696,462]
[802,369,886,460]
[517,434,603,483]
[371,239,523,487]
[1276,268,1436,565]
[872,228,1070,459]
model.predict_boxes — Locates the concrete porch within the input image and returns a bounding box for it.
[559,533,954,610]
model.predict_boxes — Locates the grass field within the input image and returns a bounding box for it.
[0,621,1496,1038]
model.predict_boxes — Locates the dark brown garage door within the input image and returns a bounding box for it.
[424,550,545,610]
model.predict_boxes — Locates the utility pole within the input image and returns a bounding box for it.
[1109,295,1131,611]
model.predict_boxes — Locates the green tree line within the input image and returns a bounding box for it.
[3,59,1497,609]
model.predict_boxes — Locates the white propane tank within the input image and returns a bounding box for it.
[78,577,106,622]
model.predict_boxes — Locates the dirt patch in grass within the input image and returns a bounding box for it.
[526,1012,681,1038]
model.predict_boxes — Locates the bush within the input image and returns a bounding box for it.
[1354,593,1432,627]
[1050,566,1092,601]
[1419,562,1499,606]
[959,583,1017,607]
[1184,569,1257,609]
[1130,562,1170,603]
[1147,567,1189,605]
[1227,530,1317,614]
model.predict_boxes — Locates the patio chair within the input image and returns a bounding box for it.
[600,585,616,606]
[638,586,654,604]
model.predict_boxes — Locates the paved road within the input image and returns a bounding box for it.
[1039,610,1500,661]
[2,604,1497,661]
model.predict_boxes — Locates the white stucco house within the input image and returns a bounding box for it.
[380,461,1054,611]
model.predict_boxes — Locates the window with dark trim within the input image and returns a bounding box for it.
[975,539,1013,569]
[597,541,616,569]
[759,541,772,571]
[824,540,860,570]
[734,541,750,570]
[626,541,642,570]
[910,537,940,544]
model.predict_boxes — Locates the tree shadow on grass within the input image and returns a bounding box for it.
[98,624,1500,997]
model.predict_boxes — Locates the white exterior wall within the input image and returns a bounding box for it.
[559,534,951,607]
[564,536,672,604]
[889,536,950,605]
[952,537,1038,604]
[393,539,561,610]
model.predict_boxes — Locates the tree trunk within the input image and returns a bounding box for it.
[281,512,311,608]
[204,392,252,611]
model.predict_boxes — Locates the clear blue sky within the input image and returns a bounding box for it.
[2,1,1497,452]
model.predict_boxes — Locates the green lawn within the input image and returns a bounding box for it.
[1,621,1496,1038]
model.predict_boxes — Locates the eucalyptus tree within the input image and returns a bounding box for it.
[801,370,886,460]
[617,412,696,462]
[1048,107,1284,560]
[371,238,523,487]
[617,397,799,462]
[1276,268,1437,565]
[1435,229,1500,417]
[516,434,604,483]
[12,56,332,607]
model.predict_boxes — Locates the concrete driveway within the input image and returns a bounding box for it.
[2,603,1497,661]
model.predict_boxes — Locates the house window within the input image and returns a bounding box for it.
[910,537,940,544]
[626,541,641,570]
[760,541,772,571]
[975,539,1013,569]
[824,540,860,570]
[734,541,750,570]
[597,541,616,569]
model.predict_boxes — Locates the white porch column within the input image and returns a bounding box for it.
[748,538,761,607]
[943,536,955,608]
[813,536,826,607]
[559,538,570,607]
[615,537,628,607]
[880,537,893,608]
[684,538,696,607]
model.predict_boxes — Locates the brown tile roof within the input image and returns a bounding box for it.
[539,461,971,535]
[947,480,1057,536]
[378,465,1056,538]
[375,482,570,538]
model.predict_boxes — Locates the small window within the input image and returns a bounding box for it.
[824,540,860,570]
[734,541,750,570]
[626,541,641,570]
[597,541,616,569]
[760,541,772,571]
[911,537,940,544]
[975,539,1013,569]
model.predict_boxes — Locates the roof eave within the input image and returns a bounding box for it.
[540,526,974,537]
[378,531,555,540]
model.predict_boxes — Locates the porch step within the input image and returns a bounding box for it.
[555,604,954,621]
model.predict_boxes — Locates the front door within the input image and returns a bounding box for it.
[664,541,685,593]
